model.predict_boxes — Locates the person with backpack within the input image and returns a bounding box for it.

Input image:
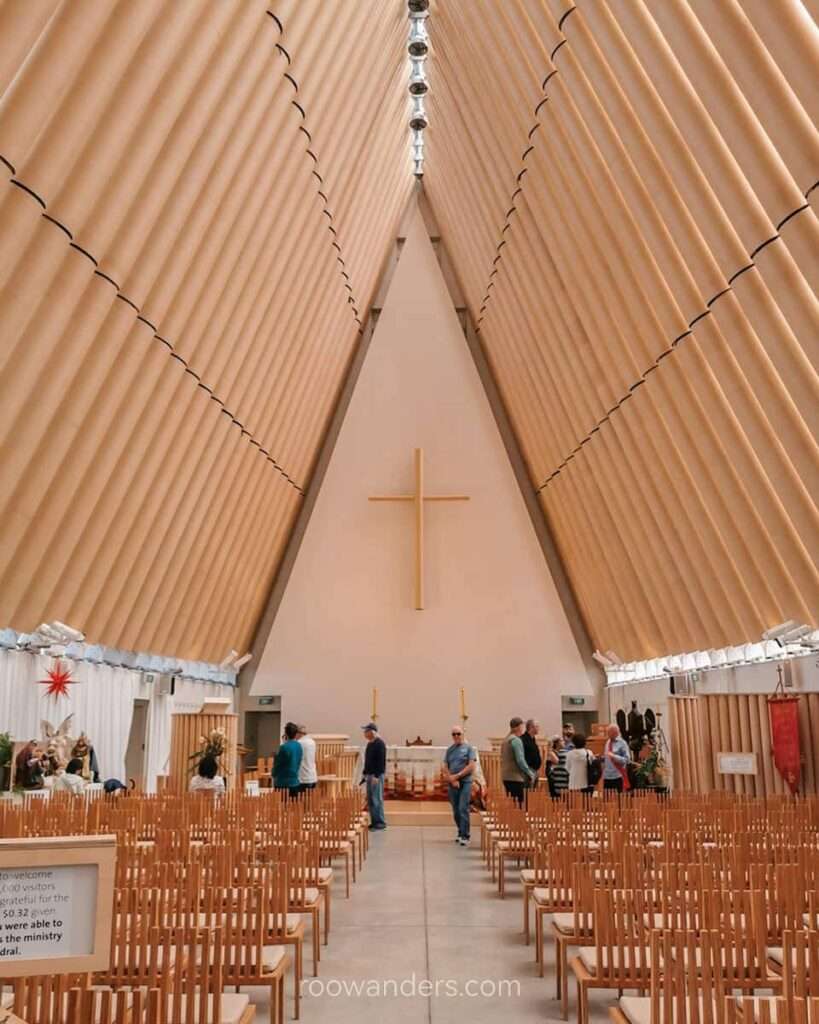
[566,733,601,794]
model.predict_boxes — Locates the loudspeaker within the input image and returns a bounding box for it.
[157,673,176,696]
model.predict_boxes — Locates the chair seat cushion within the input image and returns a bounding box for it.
[579,947,650,973]
[620,996,713,1024]
[552,912,591,935]
[766,946,796,969]
[262,945,289,973]
[533,887,572,905]
[496,841,533,852]
[290,888,321,905]
[295,868,333,883]
[619,996,651,1024]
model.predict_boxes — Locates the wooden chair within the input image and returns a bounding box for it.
[318,813,355,898]
[159,926,255,1024]
[551,861,613,1018]
[726,996,819,1024]
[495,816,535,899]
[608,929,726,1024]
[571,889,652,1024]
[532,845,575,982]
[210,887,290,1024]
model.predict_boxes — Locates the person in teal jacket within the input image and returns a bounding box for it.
[274,721,303,798]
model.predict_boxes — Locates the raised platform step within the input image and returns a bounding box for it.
[383,800,480,827]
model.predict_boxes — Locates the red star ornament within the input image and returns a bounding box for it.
[38,661,77,700]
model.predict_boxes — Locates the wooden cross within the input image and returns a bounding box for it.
[369,448,469,610]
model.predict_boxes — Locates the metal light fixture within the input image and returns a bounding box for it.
[409,97,428,131]
[407,1,429,176]
[408,19,429,58]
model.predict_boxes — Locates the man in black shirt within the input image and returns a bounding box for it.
[361,723,387,830]
[521,719,542,791]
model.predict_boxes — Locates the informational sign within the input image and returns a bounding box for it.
[0,864,97,959]
[717,752,758,776]
[0,836,115,977]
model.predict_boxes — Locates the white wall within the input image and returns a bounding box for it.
[251,207,592,749]
[0,648,235,789]
[605,653,819,787]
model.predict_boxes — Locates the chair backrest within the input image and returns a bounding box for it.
[783,930,819,999]
[160,926,224,1024]
[701,888,769,988]
[592,888,651,985]
[726,996,819,1024]
[651,929,726,1024]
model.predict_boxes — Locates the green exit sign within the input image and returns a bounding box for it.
[258,697,275,706]
[568,696,585,706]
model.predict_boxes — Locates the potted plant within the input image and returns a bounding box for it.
[0,733,12,792]
[188,728,227,778]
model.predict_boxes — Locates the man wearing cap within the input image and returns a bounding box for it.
[501,716,536,805]
[443,726,476,846]
[361,723,387,830]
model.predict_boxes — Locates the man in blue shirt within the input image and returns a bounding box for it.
[443,726,476,846]
[603,724,630,792]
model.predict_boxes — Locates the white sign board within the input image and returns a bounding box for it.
[717,752,758,776]
[0,864,97,960]
[0,835,115,976]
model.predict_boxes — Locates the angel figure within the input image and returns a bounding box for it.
[40,715,75,771]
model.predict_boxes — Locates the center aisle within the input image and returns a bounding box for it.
[253,826,610,1023]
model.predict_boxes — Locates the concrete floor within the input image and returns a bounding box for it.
[251,826,613,1022]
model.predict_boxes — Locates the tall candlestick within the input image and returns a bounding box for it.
[371,687,378,721]
[459,686,467,721]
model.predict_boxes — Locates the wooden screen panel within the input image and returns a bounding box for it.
[670,692,819,797]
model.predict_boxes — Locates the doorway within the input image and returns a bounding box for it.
[243,711,281,768]
[125,698,149,789]
[562,709,597,737]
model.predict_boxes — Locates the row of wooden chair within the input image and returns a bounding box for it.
[0,787,372,1024]
[477,789,819,1022]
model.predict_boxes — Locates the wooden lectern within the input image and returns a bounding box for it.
[169,706,238,792]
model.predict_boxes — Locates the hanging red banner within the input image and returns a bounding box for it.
[768,695,801,794]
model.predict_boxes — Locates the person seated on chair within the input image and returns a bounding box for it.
[273,722,303,800]
[189,754,226,794]
[52,758,87,795]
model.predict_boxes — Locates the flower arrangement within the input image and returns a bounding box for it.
[633,741,668,788]
[188,728,227,773]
